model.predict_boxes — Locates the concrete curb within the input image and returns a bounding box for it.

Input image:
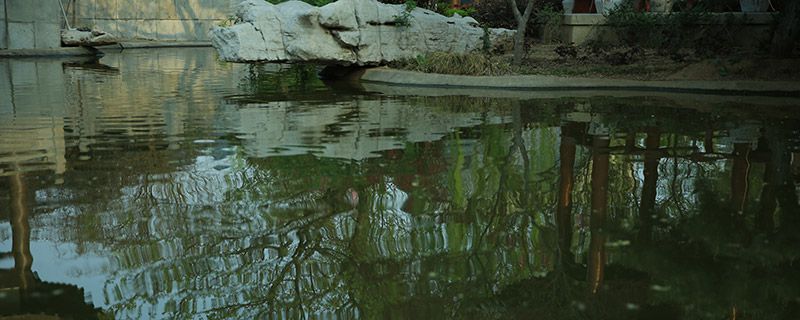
[97,41,212,50]
[0,42,212,57]
[0,47,99,57]
[359,68,800,97]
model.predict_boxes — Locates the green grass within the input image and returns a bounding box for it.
[389,52,514,76]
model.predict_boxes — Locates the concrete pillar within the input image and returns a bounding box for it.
[0,60,10,111]
[1,0,7,49]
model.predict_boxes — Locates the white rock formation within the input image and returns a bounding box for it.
[61,29,118,47]
[210,0,514,65]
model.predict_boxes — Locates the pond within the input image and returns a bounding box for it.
[1,48,799,319]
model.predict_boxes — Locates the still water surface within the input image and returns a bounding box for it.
[1,48,799,319]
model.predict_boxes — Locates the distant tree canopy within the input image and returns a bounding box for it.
[771,0,800,57]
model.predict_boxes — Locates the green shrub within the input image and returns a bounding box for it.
[534,4,562,44]
[444,6,477,17]
[472,0,529,29]
[380,0,439,11]
[603,0,747,56]
[393,0,417,27]
[472,0,563,28]
[554,43,578,60]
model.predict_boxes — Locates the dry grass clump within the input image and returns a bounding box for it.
[390,52,514,76]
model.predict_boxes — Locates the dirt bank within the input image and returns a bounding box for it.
[519,45,800,81]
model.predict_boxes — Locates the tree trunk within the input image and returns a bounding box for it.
[513,24,527,65]
[509,0,536,65]
[638,129,660,242]
[771,0,800,57]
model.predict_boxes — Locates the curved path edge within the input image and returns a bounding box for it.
[0,42,213,58]
[359,67,800,97]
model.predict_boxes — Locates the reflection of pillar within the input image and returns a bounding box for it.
[731,143,751,214]
[704,128,715,154]
[758,161,776,231]
[9,174,33,289]
[624,132,636,152]
[638,129,660,241]
[588,136,610,294]
[765,127,800,231]
[556,124,578,262]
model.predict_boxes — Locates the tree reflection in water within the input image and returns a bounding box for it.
[189,99,799,319]
[0,56,799,318]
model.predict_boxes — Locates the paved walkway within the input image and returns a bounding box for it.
[359,68,800,97]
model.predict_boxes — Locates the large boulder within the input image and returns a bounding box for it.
[210,0,515,65]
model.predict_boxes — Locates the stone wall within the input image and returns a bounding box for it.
[561,13,776,47]
[69,0,234,42]
[2,0,63,49]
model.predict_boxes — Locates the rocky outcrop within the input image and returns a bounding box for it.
[210,0,514,65]
[61,29,118,47]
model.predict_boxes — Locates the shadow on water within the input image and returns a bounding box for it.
[0,48,798,319]
[62,58,120,75]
